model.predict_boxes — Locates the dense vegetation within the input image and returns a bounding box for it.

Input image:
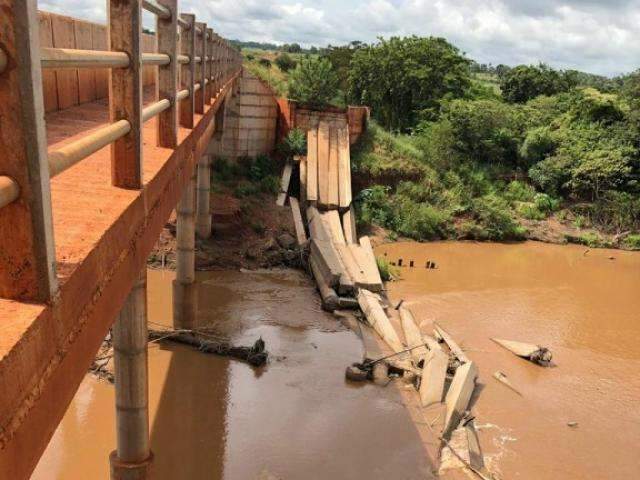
[241,37,640,249]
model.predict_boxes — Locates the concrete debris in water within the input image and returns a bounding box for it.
[493,371,523,396]
[491,337,553,366]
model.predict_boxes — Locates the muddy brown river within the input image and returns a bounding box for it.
[32,269,432,480]
[377,241,640,479]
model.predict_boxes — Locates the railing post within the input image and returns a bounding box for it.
[179,13,195,128]
[109,0,143,189]
[156,0,178,148]
[205,28,213,105]
[0,0,57,302]
[213,34,220,94]
[195,22,206,114]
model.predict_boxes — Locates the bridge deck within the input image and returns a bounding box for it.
[0,80,234,479]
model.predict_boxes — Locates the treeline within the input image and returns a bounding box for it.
[269,36,640,246]
[231,39,319,54]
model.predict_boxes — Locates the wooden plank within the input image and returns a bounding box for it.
[321,210,345,245]
[349,244,382,292]
[0,0,58,301]
[337,126,352,208]
[341,204,357,244]
[110,0,143,189]
[289,197,307,245]
[91,24,109,99]
[156,0,178,148]
[51,13,79,109]
[73,20,95,103]
[444,361,478,436]
[276,162,293,206]
[357,290,405,355]
[399,307,428,363]
[359,236,383,287]
[465,419,486,471]
[317,121,330,207]
[306,128,318,202]
[309,255,339,311]
[310,239,342,287]
[299,156,307,204]
[308,214,331,242]
[327,127,339,208]
[336,244,367,288]
[419,349,448,407]
[179,13,196,128]
[38,12,58,112]
[435,323,470,364]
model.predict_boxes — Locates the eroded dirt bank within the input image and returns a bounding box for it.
[377,240,640,479]
[32,269,433,479]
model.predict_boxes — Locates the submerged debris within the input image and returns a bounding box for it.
[149,329,268,367]
[492,337,553,366]
[493,371,523,396]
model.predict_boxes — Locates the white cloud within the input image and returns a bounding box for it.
[38,0,640,76]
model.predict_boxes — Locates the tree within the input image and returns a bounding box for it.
[348,36,471,131]
[275,53,297,72]
[322,42,364,105]
[500,64,577,103]
[288,57,339,108]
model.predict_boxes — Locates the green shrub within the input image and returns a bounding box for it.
[249,154,275,181]
[470,194,525,240]
[395,200,451,240]
[279,128,307,158]
[258,58,272,68]
[288,57,339,108]
[234,180,259,197]
[566,232,606,248]
[376,257,399,281]
[503,180,536,202]
[275,53,297,72]
[259,175,280,194]
[623,234,640,250]
[520,127,556,165]
[357,186,394,228]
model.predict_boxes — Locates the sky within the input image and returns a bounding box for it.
[39,0,640,77]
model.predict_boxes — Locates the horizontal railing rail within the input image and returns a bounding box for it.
[0,0,242,305]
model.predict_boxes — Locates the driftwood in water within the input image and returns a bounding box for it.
[148,329,268,367]
[491,338,552,366]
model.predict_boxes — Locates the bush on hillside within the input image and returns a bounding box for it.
[275,53,297,72]
[288,57,339,108]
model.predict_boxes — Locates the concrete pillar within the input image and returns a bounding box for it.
[195,153,212,239]
[173,168,197,329]
[110,270,153,480]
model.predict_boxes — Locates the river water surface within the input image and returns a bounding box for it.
[377,241,640,479]
[32,268,433,479]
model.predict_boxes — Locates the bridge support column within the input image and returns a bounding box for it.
[173,168,197,328]
[196,153,212,239]
[110,269,153,480]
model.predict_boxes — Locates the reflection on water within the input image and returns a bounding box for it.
[32,268,432,480]
[379,241,640,480]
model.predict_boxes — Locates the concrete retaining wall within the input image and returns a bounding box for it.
[218,70,278,159]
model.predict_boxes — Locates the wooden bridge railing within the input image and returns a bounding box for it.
[0,0,241,302]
